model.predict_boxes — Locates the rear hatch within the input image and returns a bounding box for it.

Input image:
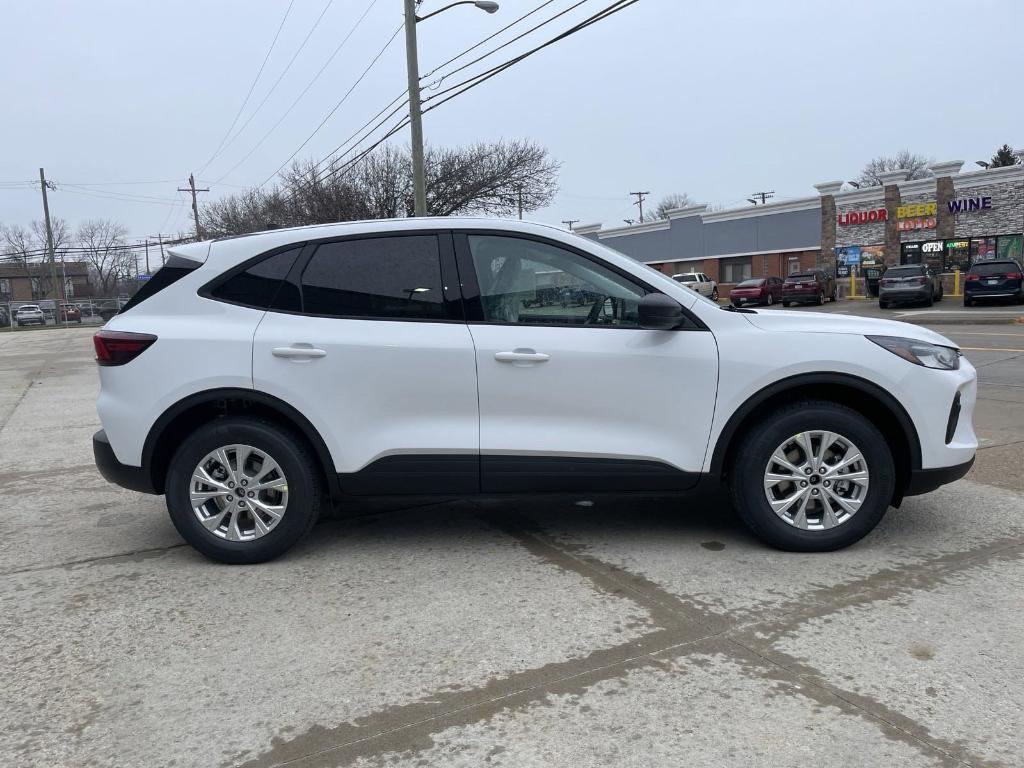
[966,261,1022,292]
[880,269,927,290]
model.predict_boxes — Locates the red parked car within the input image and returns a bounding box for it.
[782,270,837,306]
[729,276,784,307]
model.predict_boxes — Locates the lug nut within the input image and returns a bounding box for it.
[226,495,233,502]
[800,481,807,488]
[228,481,235,489]
[804,467,812,475]
[241,479,248,486]
[247,491,254,498]
[823,481,830,488]
[238,500,245,507]
[811,489,819,496]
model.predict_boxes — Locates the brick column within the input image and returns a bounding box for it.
[935,176,955,239]
[820,194,836,272]
[884,184,901,266]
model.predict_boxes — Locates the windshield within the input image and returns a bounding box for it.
[885,266,924,277]
[736,279,765,288]
[971,261,1019,276]
[786,273,816,282]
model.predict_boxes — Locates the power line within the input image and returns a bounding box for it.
[424,0,590,90]
[219,0,382,187]
[197,0,297,175]
[421,0,640,113]
[421,0,559,78]
[252,22,405,187]
[206,0,337,177]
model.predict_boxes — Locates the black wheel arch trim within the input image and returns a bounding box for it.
[708,372,923,479]
[142,388,339,498]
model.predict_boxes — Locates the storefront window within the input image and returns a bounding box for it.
[970,237,997,262]
[901,243,922,265]
[945,239,971,272]
[997,235,1023,262]
[788,257,800,275]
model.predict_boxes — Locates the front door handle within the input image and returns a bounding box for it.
[495,349,550,364]
[272,345,327,360]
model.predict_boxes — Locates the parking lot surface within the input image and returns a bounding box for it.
[2,318,1022,767]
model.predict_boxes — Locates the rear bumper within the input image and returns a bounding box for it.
[879,286,930,303]
[93,429,157,494]
[905,457,974,497]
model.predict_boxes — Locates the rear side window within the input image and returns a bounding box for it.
[300,236,447,320]
[120,254,201,314]
[212,247,302,310]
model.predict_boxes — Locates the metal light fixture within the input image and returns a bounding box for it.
[975,161,990,169]
[847,180,861,189]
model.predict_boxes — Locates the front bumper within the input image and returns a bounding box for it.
[905,457,974,496]
[93,430,157,494]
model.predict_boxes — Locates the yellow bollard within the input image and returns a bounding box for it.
[953,269,961,297]
[849,272,856,299]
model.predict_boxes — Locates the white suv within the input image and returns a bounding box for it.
[93,219,977,563]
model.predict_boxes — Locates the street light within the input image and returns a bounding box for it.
[404,0,500,217]
[976,161,991,169]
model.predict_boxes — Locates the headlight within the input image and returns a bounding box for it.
[867,335,960,370]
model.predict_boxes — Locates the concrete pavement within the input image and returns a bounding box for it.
[1,322,1022,768]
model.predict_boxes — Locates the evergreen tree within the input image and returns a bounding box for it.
[989,144,1020,168]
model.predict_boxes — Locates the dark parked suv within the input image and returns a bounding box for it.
[781,270,836,306]
[878,264,943,308]
[963,260,1024,306]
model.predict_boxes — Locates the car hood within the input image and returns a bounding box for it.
[741,310,956,347]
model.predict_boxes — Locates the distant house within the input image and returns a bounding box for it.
[0,261,91,302]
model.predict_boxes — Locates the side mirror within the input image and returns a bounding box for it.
[638,292,683,330]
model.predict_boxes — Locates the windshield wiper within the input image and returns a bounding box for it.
[722,304,757,314]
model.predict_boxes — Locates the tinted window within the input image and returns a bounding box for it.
[468,235,646,326]
[213,248,302,310]
[736,279,765,288]
[674,274,697,282]
[971,261,1020,276]
[301,236,446,320]
[886,266,924,276]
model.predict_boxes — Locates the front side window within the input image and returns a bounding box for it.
[301,235,447,320]
[467,235,646,326]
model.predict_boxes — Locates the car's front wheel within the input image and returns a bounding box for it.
[165,417,323,564]
[729,400,894,551]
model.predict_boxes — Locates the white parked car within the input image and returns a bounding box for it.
[672,271,719,301]
[15,304,45,326]
[93,219,977,563]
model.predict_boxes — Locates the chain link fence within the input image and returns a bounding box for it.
[0,298,129,332]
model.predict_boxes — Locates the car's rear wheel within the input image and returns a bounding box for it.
[729,400,894,551]
[766,292,774,305]
[879,299,888,309]
[711,288,719,302]
[964,297,973,307]
[816,290,825,306]
[165,417,323,564]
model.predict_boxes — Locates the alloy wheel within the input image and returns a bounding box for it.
[189,444,289,541]
[762,430,869,530]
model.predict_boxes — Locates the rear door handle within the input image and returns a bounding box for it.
[494,349,550,363]
[272,345,327,360]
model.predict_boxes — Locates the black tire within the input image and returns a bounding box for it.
[165,417,323,564]
[923,291,933,307]
[964,297,973,307]
[711,288,719,302]
[879,300,888,309]
[936,284,943,302]
[766,293,774,306]
[815,290,825,306]
[729,400,895,552]
[782,301,790,308]
[830,287,838,302]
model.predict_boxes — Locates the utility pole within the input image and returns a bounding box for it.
[561,219,579,232]
[38,168,65,325]
[404,0,427,217]
[749,190,775,205]
[177,173,209,240]
[150,233,166,266]
[144,240,150,275]
[629,190,650,222]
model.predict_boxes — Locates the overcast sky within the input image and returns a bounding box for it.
[2,0,1021,244]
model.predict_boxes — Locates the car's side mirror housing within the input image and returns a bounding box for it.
[638,292,683,330]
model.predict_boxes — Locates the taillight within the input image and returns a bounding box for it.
[1007,272,1023,280]
[966,274,979,281]
[913,276,927,285]
[94,331,157,366]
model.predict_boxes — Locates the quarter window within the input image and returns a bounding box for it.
[467,235,646,326]
[301,235,447,320]
[212,247,302,310]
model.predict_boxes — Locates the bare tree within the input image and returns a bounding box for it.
[77,219,132,295]
[646,193,697,220]
[856,150,933,186]
[201,139,560,237]
[1,218,71,299]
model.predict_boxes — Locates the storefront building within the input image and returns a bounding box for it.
[575,151,1024,295]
